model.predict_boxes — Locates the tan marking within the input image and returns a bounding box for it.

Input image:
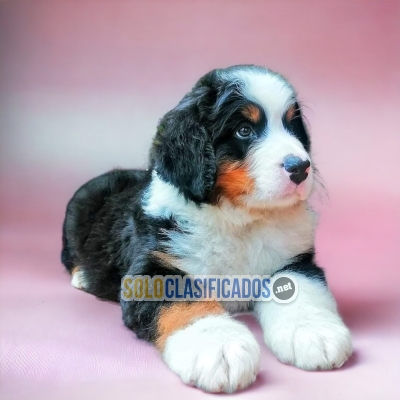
[242,104,261,123]
[285,105,296,122]
[248,200,304,219]
[213,162,255,205]
[156,301,224,350]
[152,251,183,271]
[71,266,80,275]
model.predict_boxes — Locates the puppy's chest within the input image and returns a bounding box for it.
[166,214,315,276]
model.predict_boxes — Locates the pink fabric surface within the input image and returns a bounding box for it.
[1,1,399,399]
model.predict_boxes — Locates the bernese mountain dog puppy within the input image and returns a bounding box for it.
[61,65,352,393]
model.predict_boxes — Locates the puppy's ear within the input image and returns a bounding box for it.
[150,77,217,203]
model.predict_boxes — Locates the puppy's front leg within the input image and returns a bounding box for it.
[122,293,260,393]
[255,264,352,370]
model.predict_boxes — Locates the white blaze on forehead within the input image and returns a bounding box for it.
[235,71,295,124]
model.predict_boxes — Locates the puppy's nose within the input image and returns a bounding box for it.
[283,155,311,184]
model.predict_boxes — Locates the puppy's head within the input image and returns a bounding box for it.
[150,65,314,209]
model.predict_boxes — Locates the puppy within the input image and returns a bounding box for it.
[61,65,352,393]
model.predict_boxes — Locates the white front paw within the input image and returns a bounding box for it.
[266,309,352,370]
[163,315,260,393]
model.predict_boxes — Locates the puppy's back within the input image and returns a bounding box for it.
[61,169,150,301]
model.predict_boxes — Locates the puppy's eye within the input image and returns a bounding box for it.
[236,126,253,139]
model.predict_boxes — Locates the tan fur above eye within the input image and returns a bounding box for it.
[285,105,296,123]
[242,104,261,123]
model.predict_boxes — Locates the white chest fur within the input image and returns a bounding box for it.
[144,173,316,276]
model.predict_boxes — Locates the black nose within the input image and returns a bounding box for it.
[283,155,311,184]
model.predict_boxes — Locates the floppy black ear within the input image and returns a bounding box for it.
[149,80,217,203]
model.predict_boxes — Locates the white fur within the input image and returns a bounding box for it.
[71,270,88,290]
[163,314,260,393]
[255,272,352,370]
[241,71,293,112]
[144,173,316,290]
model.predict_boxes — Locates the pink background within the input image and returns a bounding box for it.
[1,1,399,399]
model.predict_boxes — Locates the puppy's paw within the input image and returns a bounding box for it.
[266,308,352,370]
[71,267,88,291]
[162,314,260,393]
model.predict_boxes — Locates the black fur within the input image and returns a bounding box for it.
[275,251,326,283]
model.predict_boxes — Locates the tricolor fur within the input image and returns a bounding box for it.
[61,65,352,393]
